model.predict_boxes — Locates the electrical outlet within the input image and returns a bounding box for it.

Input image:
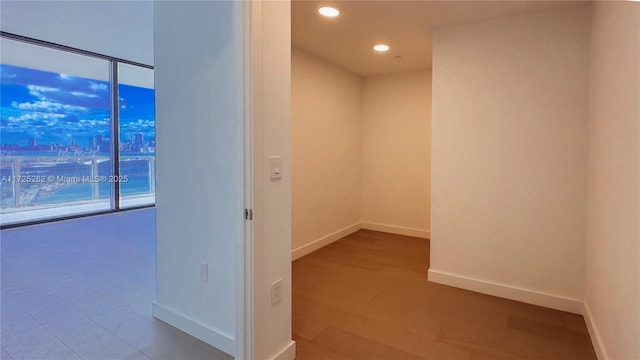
[271,279,283,305]
[200,262,208,282]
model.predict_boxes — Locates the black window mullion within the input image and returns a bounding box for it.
[110,61,121,210]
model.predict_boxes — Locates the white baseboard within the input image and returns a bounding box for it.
[152,302,235,356]
[292,222,361,260]
[270,340,296,360]
[427,269,583,314]
[361,221,430,239]
[582,302,608,360]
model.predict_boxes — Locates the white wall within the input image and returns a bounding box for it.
[430,5,590,312]
[291,47,363,258]
[153,1,244,356]
[585,2,640,359]
[291,50,432,257]
[0,0,153,65]
[252,1,295,359]
[361,71,431,238]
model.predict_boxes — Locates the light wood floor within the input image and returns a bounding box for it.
[292,230,596,360]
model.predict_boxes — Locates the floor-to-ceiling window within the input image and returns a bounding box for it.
[118,63,155,209]
[0,34,155,226]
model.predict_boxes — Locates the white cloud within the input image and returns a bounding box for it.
[27,85,60,99]
[90,82,108,91]
[79,119,109,126]
[12,100,87,112]
[71,91,99,99]
[27,85,59,93]
[8,112,66,122]
[121,119,155,137]
[59,74,72,80]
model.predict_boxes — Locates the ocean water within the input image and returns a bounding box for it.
[0,153,155,208]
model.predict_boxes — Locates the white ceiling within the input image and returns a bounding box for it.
[0,1,154,65]
[292,0,585,76]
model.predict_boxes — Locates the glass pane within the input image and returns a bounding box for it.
[117,63,155,208]
[0,37,112,225]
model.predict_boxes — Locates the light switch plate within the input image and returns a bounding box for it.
[270,156,282,180]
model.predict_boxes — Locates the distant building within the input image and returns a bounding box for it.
[98,141,110,153]
[28,138,36,149]
[95,134,109,153]
[1,144,20,151]
[135,133,144,145]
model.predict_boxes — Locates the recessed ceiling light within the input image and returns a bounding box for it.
[373,44,390,53]
[318,6,339,17]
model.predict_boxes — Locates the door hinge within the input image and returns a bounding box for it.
[245,209,253,221]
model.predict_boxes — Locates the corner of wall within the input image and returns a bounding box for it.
[152,302,235,356]
[291,222,361,260]
[582,301,608,360]
[270,340,296,360]
[427,269,584,314]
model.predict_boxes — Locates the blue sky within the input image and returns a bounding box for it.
[0,64,154,147]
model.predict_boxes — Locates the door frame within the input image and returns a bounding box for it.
[238,0,255,358]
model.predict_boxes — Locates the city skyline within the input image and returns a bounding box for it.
[1,131,156,154]
[0,63,155,147]
[5,132,155,147]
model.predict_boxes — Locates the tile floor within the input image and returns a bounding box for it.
[1,208,232,360]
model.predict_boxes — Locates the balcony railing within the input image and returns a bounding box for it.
[0,154,155,224]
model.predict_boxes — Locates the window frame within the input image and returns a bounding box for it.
[0,31,155,228]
